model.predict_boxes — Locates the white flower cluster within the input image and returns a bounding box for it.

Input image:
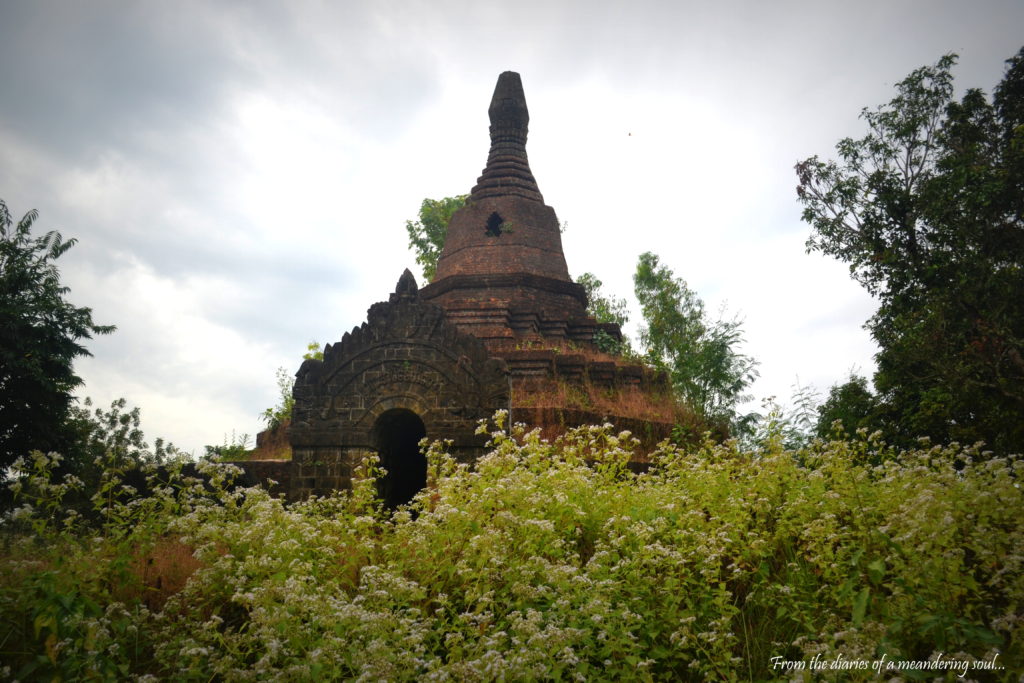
[2,423,1021,679]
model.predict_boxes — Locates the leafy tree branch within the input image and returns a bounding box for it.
[404,195,467,282]
[796,48,1024,454]
[1,199,114,472]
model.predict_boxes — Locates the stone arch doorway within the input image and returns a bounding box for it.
[372,408,427,508]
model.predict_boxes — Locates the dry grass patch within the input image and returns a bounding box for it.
[129,538,203,610]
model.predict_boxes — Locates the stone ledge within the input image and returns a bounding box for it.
[420,272,588,307]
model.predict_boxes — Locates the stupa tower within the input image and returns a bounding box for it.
[416,70,682,445]
[281,71,689,504]
[420,72,596,347]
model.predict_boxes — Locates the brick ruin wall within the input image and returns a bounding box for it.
[286,282,509,500]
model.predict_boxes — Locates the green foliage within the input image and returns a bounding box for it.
[0,200,115,472]
[577,272,629,328]
[405,195,467,282]
[260,367,296,431]
[816,374,883,440]
[634,252,759,433]
[577,271,633,355]
[260,341,323,431]
[796,49,1024,455]
[67,397,177,470]
[2,419,1021,679]
[746,381,821,451]
[302,340,325,362]
[40,397,179,520]
[3,448,234,680]
[203,431,252,461]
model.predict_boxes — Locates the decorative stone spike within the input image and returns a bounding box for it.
[391,268,419,302]
[471,71,544,203]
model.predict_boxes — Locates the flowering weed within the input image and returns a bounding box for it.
[1,422,1021,680]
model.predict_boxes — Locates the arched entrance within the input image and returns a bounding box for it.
[371,408,427,508]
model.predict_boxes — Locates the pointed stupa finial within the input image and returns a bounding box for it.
[470,71,544,203]
[489,71,529,136]
[391,268,419,301]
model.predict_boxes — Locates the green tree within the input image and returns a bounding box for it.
[815,374,882,439]
[746,382,821,452]
[796,49,1024,454]
[66,397,181,514]
[67,397,177,470]
[633,251,758,432]
[405,195,467,282]
[0,200,114,471]
[576,272,632,354]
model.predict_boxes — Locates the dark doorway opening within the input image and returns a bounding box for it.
[372,409,427,508]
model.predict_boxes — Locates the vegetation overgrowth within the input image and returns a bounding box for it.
[796,48,1024,456]
[511,380,707,445]
[2,414,1021,681]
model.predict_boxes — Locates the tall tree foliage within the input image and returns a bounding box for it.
[634,252,758,432]
[796,49,1024,453]
[815,374,881,440]
[576,272,632,354]
[0,200,114,471]
[404,195,467,282]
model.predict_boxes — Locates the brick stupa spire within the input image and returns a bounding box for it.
[417,72,676,451]
[424,71,582,335]
[471,71,544,203]
[430,72,571,284]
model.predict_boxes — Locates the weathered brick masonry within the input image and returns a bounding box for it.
[245,71,676,504]
[288,271,508,503]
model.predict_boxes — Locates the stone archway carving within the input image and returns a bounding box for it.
[288,270,509,499]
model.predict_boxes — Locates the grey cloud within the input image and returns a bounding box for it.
[0,0,442,167]
[0,2,243,161]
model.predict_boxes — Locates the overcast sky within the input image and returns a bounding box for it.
[2,0,1022,455]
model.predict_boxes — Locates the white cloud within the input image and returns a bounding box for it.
[71,257,281,453]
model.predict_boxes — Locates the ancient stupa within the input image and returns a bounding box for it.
[285,72,674,505]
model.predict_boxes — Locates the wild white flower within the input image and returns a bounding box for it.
[10,504,35,521]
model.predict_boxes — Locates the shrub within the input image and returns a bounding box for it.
[1,418,1021,680]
